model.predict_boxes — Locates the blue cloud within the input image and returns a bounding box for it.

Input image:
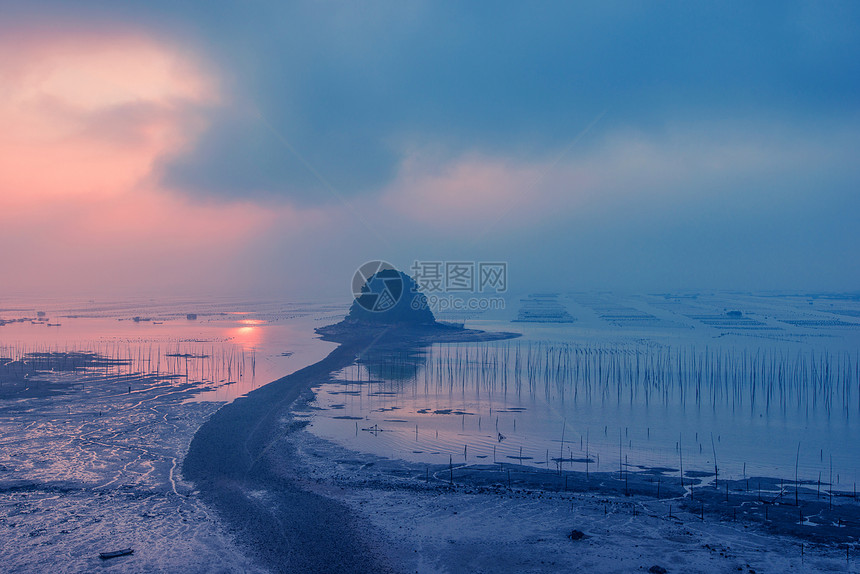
[13,0,850,203]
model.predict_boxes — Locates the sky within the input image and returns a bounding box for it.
[1,1,858,300]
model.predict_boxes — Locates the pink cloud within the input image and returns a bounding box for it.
[0,29,216,205]
[381,153,551,232]
[378,120,860,237]
[0,27,295,296]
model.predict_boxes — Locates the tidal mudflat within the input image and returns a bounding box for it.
[0,298,337,572]
[2,292,859,573]
[0,350,260,573]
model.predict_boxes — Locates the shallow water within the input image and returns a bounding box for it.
[0,296,341,402]
[305,292,860,486]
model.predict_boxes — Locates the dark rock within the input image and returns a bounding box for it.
[648,566,668,574]
[567,529,585,541]
[316,267,519,346]
[345,269,435,325]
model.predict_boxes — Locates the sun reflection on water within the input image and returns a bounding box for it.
[227,323,264,351]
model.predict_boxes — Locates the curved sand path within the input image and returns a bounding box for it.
[183,341,393,574]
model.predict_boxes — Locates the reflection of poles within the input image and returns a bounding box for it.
[586,429,589,481]
[795,442,801,506]
[559,420,565,474]
[711,433,718,489]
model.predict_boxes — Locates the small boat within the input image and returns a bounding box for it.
[99,548,134,560]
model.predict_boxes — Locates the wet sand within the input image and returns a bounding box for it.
[289,427,860,574]
[0,352,261,573]
[183,341,392,574]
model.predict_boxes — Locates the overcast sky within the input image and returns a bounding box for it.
[1,1,858,299]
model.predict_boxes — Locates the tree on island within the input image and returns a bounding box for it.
[345,268,436,325]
